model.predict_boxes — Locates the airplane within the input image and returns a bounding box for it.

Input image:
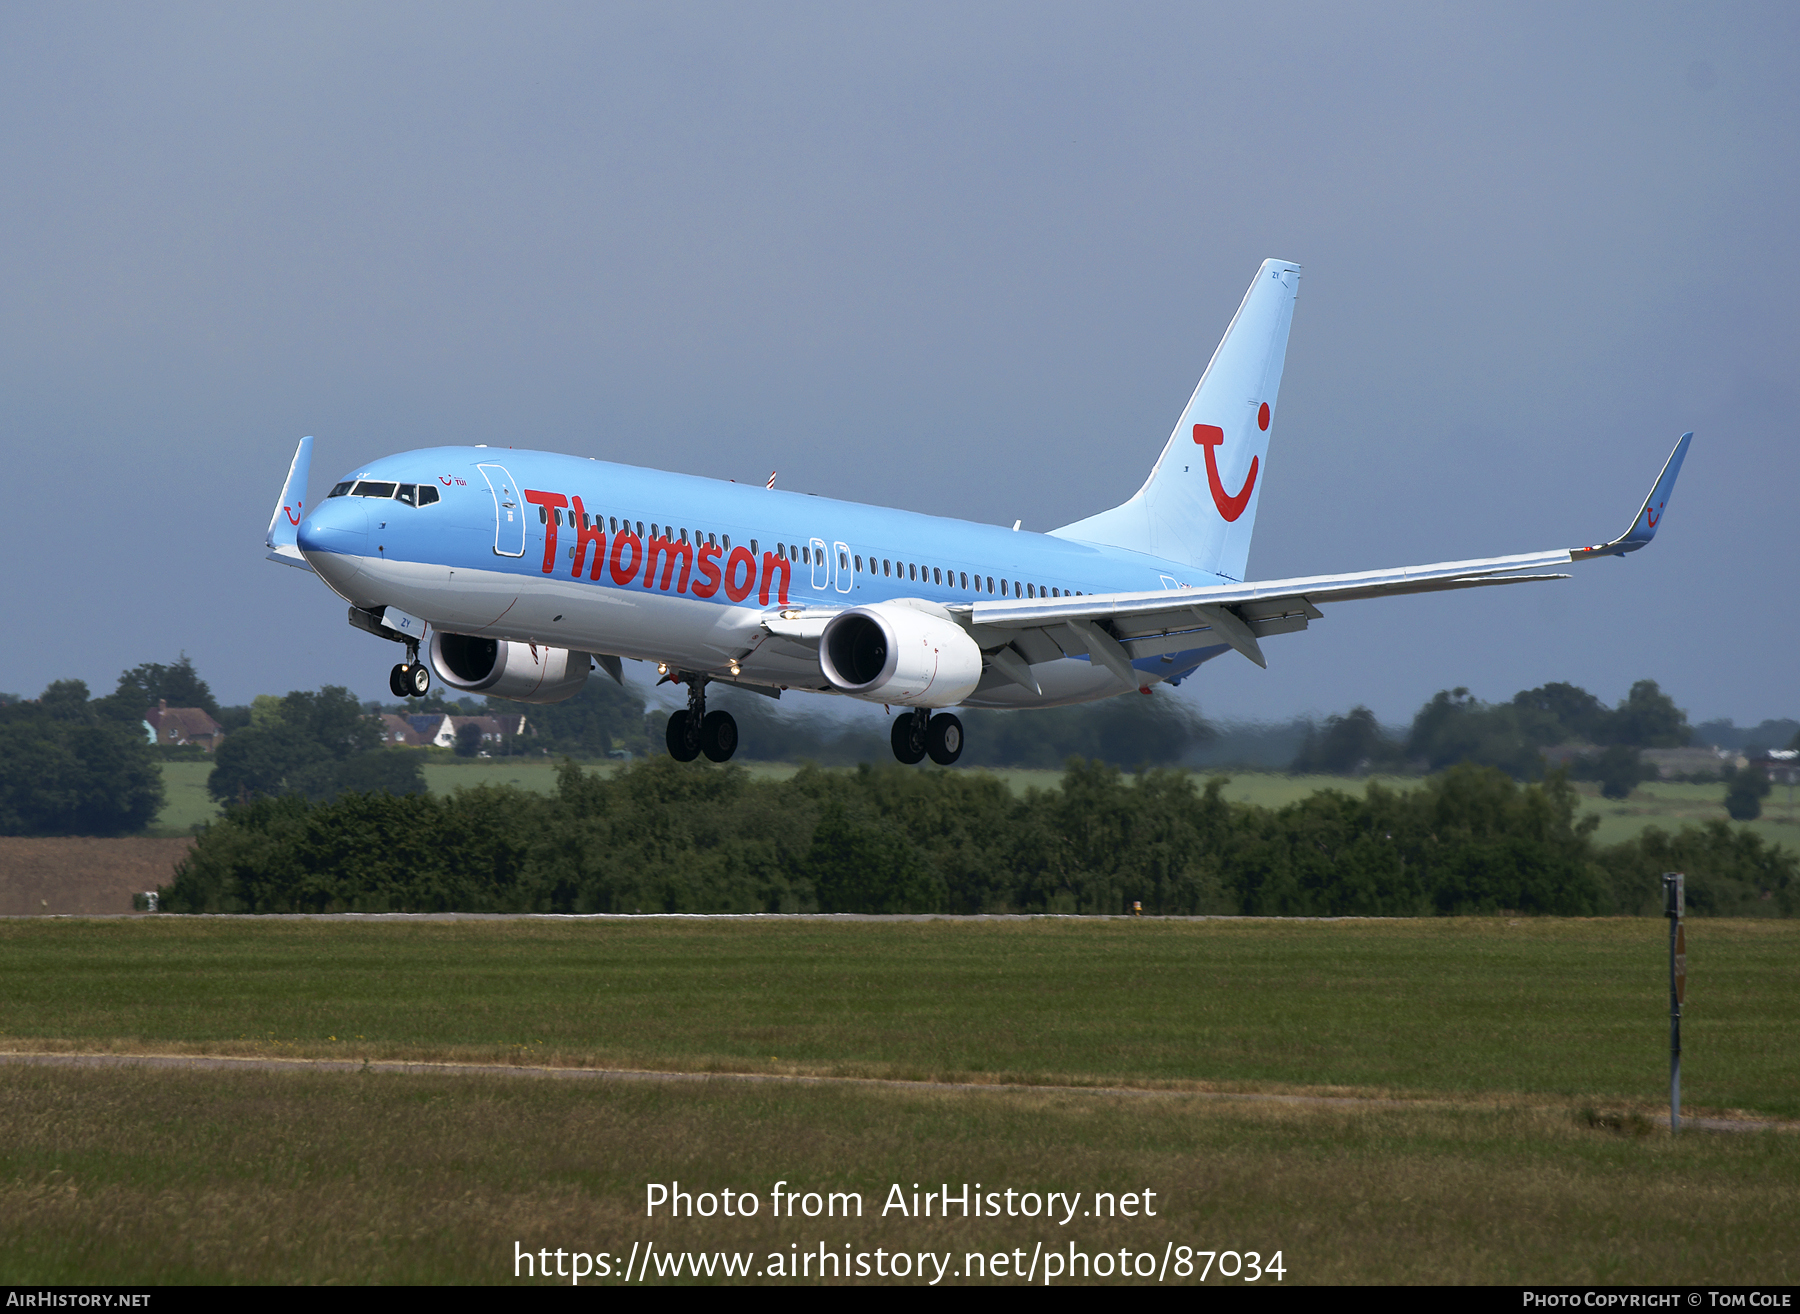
[265,258,1691,767]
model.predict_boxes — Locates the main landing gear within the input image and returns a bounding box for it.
[665,673,738,763]
[389,642,431,699]
[891,709,963,766]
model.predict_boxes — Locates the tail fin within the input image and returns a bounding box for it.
[1051,259,1300,580]
[265,436,315,570]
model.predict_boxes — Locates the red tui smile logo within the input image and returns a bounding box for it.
[1193,424,1259,522]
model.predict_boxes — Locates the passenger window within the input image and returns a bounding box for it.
[839,551,848,569]
[987,576,995,593]
[539,506,548,523]
[908,563,917,581]
[803,546,811,565]
[1025,583,1034,598]
[417,485,439,506]
[882,559,890,576]
[960,572,968,589]
[854,554,862,571]
[1000,579,1008,596]
[328,481,353,498]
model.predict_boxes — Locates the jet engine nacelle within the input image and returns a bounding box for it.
[818,603,983,708]
[429,632,591,704]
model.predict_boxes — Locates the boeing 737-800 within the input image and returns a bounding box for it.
[266,259,1691,766]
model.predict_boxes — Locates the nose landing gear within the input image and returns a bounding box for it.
[389,641,431,699]
[664,673,738,763]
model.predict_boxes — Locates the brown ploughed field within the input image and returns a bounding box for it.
[0,837,192,916]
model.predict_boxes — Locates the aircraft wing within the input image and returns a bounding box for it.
[957,433,1692,688]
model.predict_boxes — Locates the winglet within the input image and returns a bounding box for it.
[1572,432,1691,560]
[265,436,315,571]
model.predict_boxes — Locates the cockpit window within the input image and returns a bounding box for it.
[328,481,354,498]
[416,485,440,506]
[353,481,397,499]
[395,484,418,507]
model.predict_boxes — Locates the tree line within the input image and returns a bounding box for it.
[160,757,1794,918]
[0,663,192,836]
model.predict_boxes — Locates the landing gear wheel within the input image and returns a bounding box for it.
[389,665,409,698]
[406,662,431,697]
[926,713,964,766]
[700,710,738,763]
[890,709,928,765]
[665,709,701,762]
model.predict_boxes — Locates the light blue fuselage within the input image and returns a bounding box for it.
[296,446,1232,708]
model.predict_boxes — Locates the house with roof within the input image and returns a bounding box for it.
[145,700,226,751]
[1754,748,1800,785]
[446,714,529,750]
[376,714,436,747]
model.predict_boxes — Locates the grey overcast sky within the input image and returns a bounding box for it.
[2,3,1794,725]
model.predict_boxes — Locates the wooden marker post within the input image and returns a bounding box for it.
[1663,873,1686,1134]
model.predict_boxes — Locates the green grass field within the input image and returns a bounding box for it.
[3,918,1795,1113]
[4,1063,1793,1285]
[1,917,1795,1284]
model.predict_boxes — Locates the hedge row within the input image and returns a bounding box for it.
[160,759,1797,917]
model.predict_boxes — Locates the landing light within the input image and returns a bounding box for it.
[656,662,668,675]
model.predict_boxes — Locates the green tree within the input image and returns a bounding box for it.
[208,686,419,804]
[1290,706,1399,774]
[100,654,219,719]
[0,680,164,835]
[1606,680,1690,748]
[1724,766,1770,821]
[1406,688,1544,779]
[807,799,941,913]
[1511,681,1609,744]
[1587,745,1653,800]
[505,675,649,758]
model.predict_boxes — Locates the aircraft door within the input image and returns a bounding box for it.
[833,541,853,594]
[809,537,829,591]
[477,463,526,557]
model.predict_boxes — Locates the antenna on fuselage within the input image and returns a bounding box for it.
[766,471,778,489]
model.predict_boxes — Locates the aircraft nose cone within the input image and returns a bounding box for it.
[298,497,368,555]
[298,497,368,591]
